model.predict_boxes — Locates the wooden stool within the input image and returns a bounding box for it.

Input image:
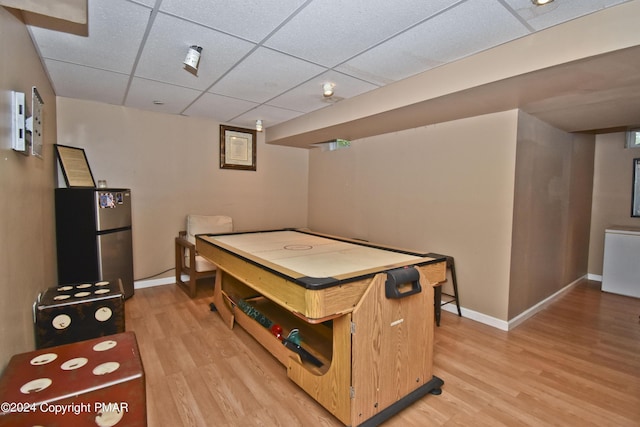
[426,254,461,326]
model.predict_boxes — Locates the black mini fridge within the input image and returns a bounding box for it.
[55,188,134,298]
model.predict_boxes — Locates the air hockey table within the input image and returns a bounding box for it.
[196,229,447,426]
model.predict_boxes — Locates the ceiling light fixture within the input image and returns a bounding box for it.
[531,0,554,5]
[256,119,263,132]
[183,45,202,73]
[322,82,335,98]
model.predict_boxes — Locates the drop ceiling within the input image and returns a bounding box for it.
[20,0,640,146]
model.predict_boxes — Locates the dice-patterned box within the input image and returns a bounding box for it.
[34,280,125,349]
[0,331,146,426]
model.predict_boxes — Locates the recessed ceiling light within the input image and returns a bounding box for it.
[152,100,164,105]
[531,0,554,5]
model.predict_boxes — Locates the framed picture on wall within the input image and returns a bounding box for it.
[220,125,256,171]
[632,158,640,217]
[54,144,96,187]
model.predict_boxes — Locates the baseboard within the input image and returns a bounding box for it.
[441,304,509,331]
[507,274,586,330]
[134,277,175,289]
[587,273,602,282]
[440,274,587,331]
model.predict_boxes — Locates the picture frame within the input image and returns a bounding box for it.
[220,125,256,171]
[632,158,640,217]
[54,144,96,188]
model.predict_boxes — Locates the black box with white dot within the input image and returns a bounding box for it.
[34,280,125,349]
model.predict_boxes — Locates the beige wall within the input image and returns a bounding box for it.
[0,7,58,368]
[308,111,519,321]
[308,110,598,323]
[509,112,594,318]
[56,97,309,281]
[589,133,640,275]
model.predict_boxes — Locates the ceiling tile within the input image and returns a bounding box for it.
[134,12,256,91]
[267,70,380,113]
[29,0,150,73]
[336,1,530,85]
[182,92,259,122]
[24,0,638,136]
[264,0,461,67]
[44,60,129,105]
[129,0,155,7]
[504,0,631,30]
[209,47,326,103]
[125,77,202,114]
[230,104,305,129]
[159,0,307,42]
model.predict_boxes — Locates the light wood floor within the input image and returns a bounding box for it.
[125,280,640,426]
